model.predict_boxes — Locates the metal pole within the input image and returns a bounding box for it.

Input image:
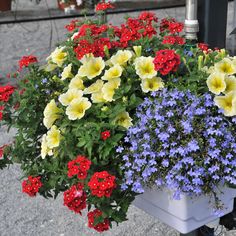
[185,0,199,40]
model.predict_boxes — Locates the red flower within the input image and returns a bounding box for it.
[95,1,114,11]
[160,18,183,34]
[101,130,111,141]
[22,176,42,197]
[0,144,7,158]
[138,12,158,22]
[65,20,79,32]
[67,155,91,180]
[0,106,4,121]
[88,171,116,198]
[63,183,86,215]
[153,49,181,76]
[18,55,38,70]
[87,209,110,232]
[162,36,185,45]
[198,43,209,52]
[0,85,15,102]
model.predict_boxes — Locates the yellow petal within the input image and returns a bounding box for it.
[69,75,85,90]
[141,77,164,93]
[215,58,236,75]
[61,64,73,80]
[102,78,121,102]
[113,111,133,129]
[224,76,236,94]
[206,72,226,95]
[66,97,92,120]
[84,80,104,94]
[110,50,132,66]
[214,92,236,116]
[134,56,157,79]
[46,126,61,149]
[59,89,83,106]
[102,64,123,81]
[50,47,67,67]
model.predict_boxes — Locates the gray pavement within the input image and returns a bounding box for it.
[1,1,236,235]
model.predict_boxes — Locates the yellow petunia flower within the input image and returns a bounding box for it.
[134,56,157,79]
[61,64,73,80]
[102,78,121,102]
[141,77,164,93]
[102,64,123,81]
[206,72,226,95]
[46,126,61,149]
[77,56,105,80]
[84,79,104,94]
[215,58,236,75]
[110,50,133,66]
[66,97,92,120]
[43,99,62,129]
[214,92,236,116]
[50,47,67,67]
[41,134,53,159]
[69,74,85,90]
[224,76,236,94]
[113,111,133,129]
[91,92,106,103]
[59,89,83,106]
[44,63,57,72]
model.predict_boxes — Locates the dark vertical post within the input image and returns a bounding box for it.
[197,0,228,48]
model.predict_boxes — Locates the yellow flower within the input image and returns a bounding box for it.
[77,56,105,80]
[41,134,53,159]
[206,72,226,95]
[215,58,236,75]
[61,64,73,80]
[133,46,142,57]
[214,92,236,116]
[46,125,61,149]
[44,63,57,72]
[59,89,83,106]
[224,76,236,94]
[91,92,106,103]
[102,78,121,102]
[66,97,92,120]
[69,75,85,90]
[43,100,61,129]
[102,64,123,81]
[50,47,67,67]
[84,80,104,94]
[110,50,132,66]
[134,56,157,79]
[113,111,133,129]
[141,77,164,93]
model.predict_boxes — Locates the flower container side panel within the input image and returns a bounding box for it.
[0,0,12,12]
[133,187,236,234]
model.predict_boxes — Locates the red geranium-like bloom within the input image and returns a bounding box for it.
[95,1,114,11]
[198,43,209,52]
[0,106,4,121]
[63,183,86,215]
[88,171,116,198]
[0,85,15,102]
[153,49,181,76]
[88,209,110,232]
[162,36,185,45]
[138,11,158,22]
[101,130,111,141]
[22,176,42,197]
[18,55,38,70]
[160,18,184,34]
[67,155,91,180]
[65,19,79,32]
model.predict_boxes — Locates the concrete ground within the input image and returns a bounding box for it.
[0,1,236,235]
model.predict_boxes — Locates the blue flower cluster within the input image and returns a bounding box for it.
[120,89,236,199]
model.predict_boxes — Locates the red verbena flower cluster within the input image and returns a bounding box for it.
[88,171,116,198]
[198,43,209,52]
[0,106,4,121]
[95,1,114,11]
[160,18,184,34]
[101,130,111,141]
[162,35,185,45]
[63,183,86,215]
[0,145,7,158]
[18,55,38,70]
[65,19,79,32]
[153,49,181,76]
[0,85,15,102]
[67,155,91,179]
[22,176,42,197]
[88,209,110,232]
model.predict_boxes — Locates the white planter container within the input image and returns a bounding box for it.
[133,187,236,234]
